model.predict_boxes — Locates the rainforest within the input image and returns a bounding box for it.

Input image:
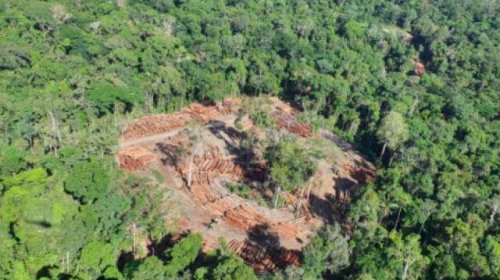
[0,1,498,279]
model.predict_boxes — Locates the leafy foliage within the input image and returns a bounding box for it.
[301,223,351,278]
[376,111,409,157]
[265,140,316,193]
[64,159,110,203]
[164,233,203,277]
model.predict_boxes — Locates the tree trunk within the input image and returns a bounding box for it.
[130,223,137,256]
[187,153,194,188]
[419,216,429,234]
[273,186,281,209]
[295,187,306,217]
[379,142,388,159]
[402,262,409,280]
[28,137,34,154]
[490,205,498,224]
[389,154,395,166]
[402,258,414,280]
[394,207,401,230]
[307,181,313,200]
[65,251,70,273]
[48,111,60,155]
[409,96,419,116]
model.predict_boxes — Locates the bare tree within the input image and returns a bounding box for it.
[187,142,202,188]
[48,111,61,155]
[273,185,281,209]
[186,122,202,189]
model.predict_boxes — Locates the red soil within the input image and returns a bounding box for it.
[412,55,426,76]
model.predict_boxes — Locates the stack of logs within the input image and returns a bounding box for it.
[176,146,302,254]
[223,205,299,240]
[273,110,312,137]
[183,103,224,123]
[228,240,301,271]
[281,192,314,220]
[118,147,156,170]
[182,173,300,240]
[122,114,187,139]
[338,158,376,185]
[122,100,237,140]
[179,147,245,187]
[122,97,312,141]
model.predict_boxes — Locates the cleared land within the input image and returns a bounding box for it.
[117,97,376,270]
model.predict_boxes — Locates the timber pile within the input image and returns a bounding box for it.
[329,157,376,203]
[338,157,376,185]
[179,147,245,187]
[224,204,299,239]
[270,222,300,239]
[122,114,187,140]
[122,99,237,140]
[273,109,312,137]
[118,96,378,271]
[228,240,301,271]
[281,192,297,205]
[224,205,266,232]
[281,193,313,219]
[188,176,300,240]
[183,103,222,123]
[121,97,313,140]
[351,165,376,185]
[118,147,156,170]
[176,147,302,241]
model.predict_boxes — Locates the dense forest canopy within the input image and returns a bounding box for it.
[0,0,498,279]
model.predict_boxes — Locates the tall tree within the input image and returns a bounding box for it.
[376,111,409,159]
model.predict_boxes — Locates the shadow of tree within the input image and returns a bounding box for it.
[247,223,281,248]
[242,223,302,269]
[308,193,349,225]
[117,232,192,273]
[335,176,357,196]
[155,143,182,167]
[36,265,57,279]
[207,120,270,199]
[319,130,354,153]
[208,120,247,141]
[147,232,191,262]
[26,220,52,228]
[117,251,135,272]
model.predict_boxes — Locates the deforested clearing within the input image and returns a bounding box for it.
[118,97,376,270]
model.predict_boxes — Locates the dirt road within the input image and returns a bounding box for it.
[120,128,183,148]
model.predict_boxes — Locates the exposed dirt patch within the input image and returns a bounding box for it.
[117,97,375,270]
[412,55,426,76]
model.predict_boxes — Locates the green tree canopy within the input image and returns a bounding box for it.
[376,111,409,158]
[264,140,316,193]
[64,159,110,203]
